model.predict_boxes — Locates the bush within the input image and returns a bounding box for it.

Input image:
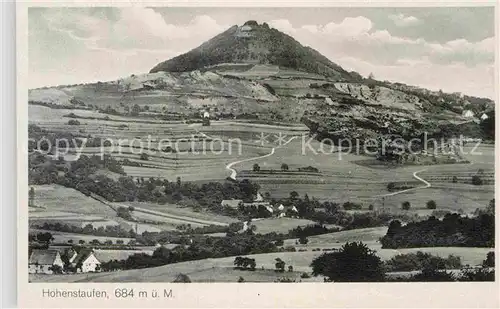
[300,272,311,279]
[426,200,437,210]
[401,201,411,210]
[67,120,80,125]
[472,175,483,185]
[482,251,494,267]
[140,153,149,161]
[237,276,245,283]
[343,202,362,210]
[298,236,309,245]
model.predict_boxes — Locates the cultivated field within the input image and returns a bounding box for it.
[30,185,116,217]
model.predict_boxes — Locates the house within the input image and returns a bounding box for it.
[203,111,210,118]
[481,113,489,120]
[254,192,264,202]
[29,249,64,274]
[462,110,475,118]
[221,199,243,209]
[71,249,101,273]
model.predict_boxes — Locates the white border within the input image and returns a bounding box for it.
[17,1,500,308]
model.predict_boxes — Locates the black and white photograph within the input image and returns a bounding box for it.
[25,5,495,286]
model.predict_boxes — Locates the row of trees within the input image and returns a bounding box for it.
[311,242,494,282]
[31,222,135,239]
[381,203,494,248]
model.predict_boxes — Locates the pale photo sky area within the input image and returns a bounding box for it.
[29,7,495,98]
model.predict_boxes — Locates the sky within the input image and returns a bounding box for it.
[28,7,495,98]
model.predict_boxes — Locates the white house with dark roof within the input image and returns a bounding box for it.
[71,249,101,273]
[462,110,475,118]
[29,249,64,274]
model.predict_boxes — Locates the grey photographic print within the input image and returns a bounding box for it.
[27,6,495,283]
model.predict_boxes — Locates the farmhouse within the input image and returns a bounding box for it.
[462,110,475,118]
[481,113,489,120]
[71,249,101,273]
[29,249,64,274]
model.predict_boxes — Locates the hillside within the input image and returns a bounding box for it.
[150,21,355,81]
[29,20,493,141]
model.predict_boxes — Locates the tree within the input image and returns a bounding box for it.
[480,110,494,139]
[140,153,149,161]
[281,163,289,171]
[288,265,294,272]
[48,265,63,274]
[79,240,85,245]
[368,204,374,210]
[237,276,245,283]
[472,175,483,185]
[290,191,299,200]
[252,163,260,172]
[482,251,495,268]
[368,72,375,80]
[275,258,286,272]
[173,273,191,283]
[36,232,54,243]
[402,201,411,210]
[426,200,437,210]
[310,242,385,282]
[29,187,35,206]
[131,104,141,116]
[411,261,456,282]
[452,176,458,183]
[298,236,309,245]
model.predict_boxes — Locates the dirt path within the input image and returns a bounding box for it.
[376,169,431,198]
[225,136,299,180]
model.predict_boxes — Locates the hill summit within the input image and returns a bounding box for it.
[150,20,354,81]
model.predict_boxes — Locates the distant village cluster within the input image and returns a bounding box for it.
[221,192,299,220]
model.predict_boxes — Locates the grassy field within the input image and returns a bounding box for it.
[29,264,323,283]
[93,249,155,263]
[29,242,489,283]
[252,217,316,234]
[122,201,238,226]
[30,185,116,217]
[29,229,133,244]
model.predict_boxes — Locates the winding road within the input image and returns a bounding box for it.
[225,136,299,180]
[376,169,431,198]
[191,123,433,196]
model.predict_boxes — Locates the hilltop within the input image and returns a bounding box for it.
[150,21,355,81]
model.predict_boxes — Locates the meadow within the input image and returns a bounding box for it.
[29,224,490,283]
